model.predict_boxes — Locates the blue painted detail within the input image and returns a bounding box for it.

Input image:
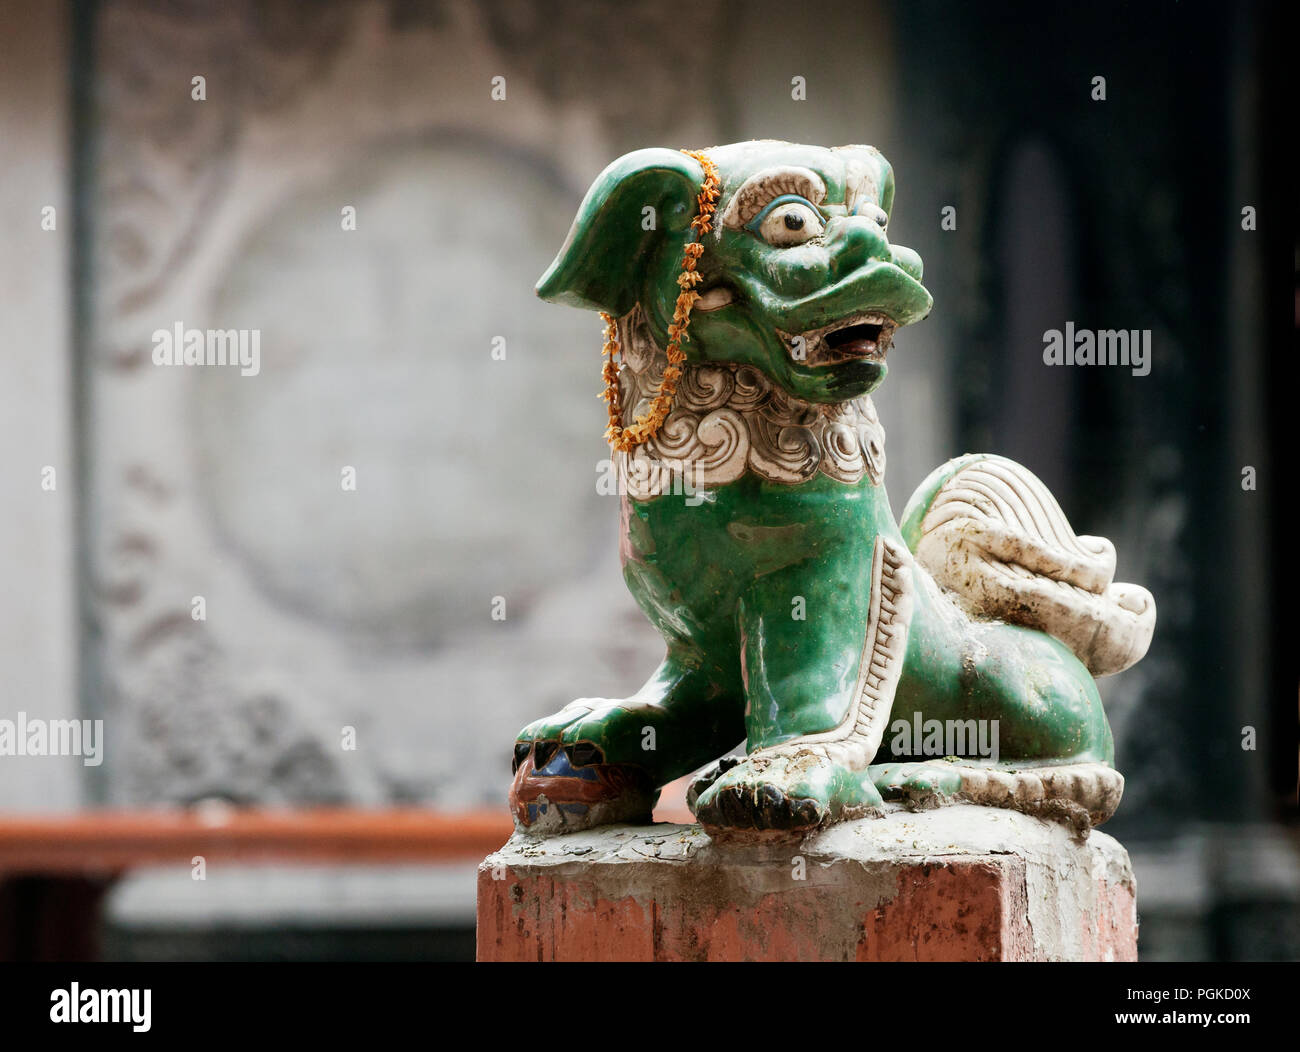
[535,749,600,782]
[743,194,829,233]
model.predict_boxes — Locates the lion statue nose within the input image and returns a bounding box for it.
[825,214,893,279]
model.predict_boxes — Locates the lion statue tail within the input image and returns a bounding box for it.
[899,454,1156,678]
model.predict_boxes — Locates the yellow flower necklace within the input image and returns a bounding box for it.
[599,149,721,452]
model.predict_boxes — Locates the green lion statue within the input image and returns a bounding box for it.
[509,141,1156,841]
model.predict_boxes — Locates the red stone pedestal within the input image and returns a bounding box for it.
[477,805,1137,962]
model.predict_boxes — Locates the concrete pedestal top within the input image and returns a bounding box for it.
[477,804,1137,961]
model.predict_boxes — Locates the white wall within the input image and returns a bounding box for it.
[0,3,82,810]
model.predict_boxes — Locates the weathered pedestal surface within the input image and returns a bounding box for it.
[477,805,1137,961]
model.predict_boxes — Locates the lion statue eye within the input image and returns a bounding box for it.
[752,197,825,246]
[855,202,889,229]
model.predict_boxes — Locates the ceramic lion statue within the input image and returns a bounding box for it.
[508,141,1156,841]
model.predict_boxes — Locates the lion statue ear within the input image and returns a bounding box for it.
[536,148,705,316]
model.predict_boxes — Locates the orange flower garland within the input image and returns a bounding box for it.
[599,148,721,452]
